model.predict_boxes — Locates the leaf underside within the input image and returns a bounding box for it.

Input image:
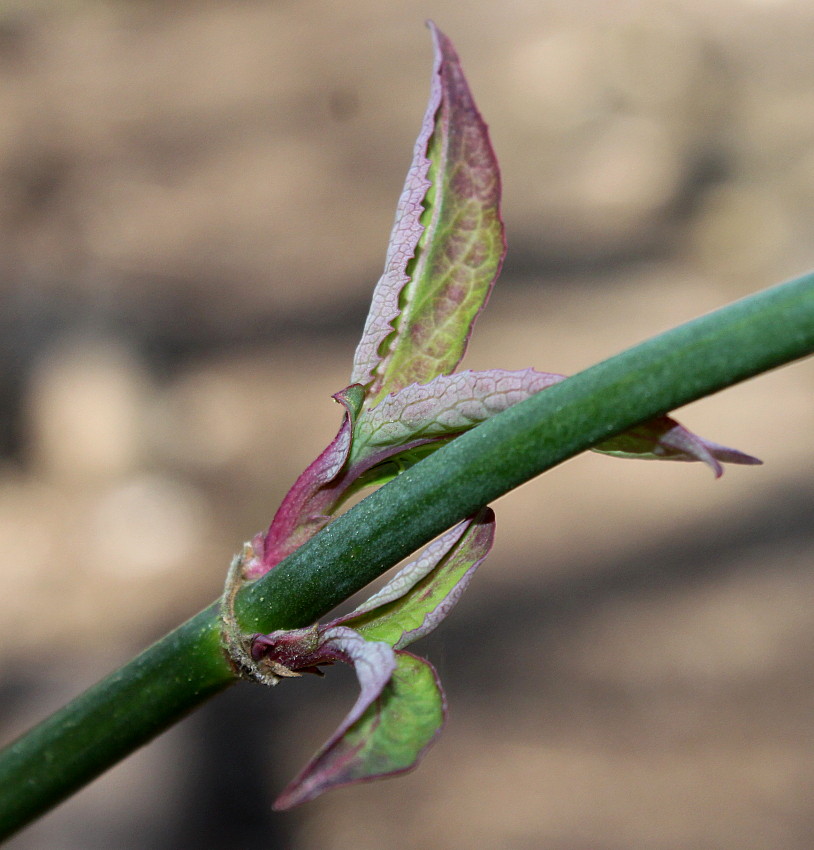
[350,369,760,478]
[339,507,495,649]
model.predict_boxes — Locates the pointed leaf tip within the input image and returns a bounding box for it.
[273,652,444,810]
[265,507,493,810]
[594,415,761,476]
[351,23,505,400]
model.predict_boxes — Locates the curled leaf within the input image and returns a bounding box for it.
[594,415,762,477]
[336,506,495,649]
[249,385,365,577]
[273,652,444,810]
[350,369,759,477]
[227,17,768,817]
[351,21,505,401]
[251,624,398,749]
[252,506,493,808]
[311,627,398,730]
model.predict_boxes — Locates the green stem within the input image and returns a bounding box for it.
[1,272,813,839]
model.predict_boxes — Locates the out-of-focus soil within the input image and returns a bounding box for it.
[1,2,813,848]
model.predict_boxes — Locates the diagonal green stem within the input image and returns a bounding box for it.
[1,272,813,840]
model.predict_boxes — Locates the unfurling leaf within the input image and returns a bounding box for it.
[337,506,495,649]
[247,384,365,578]
[252,505,494,808]
[251,19,757,582]
[350,369,760,477]
[593,415,762,477]
[273,652,443,810]
[350,369,563,467]
[351,21,505,402]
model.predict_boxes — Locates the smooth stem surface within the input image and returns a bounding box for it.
[1,272,813,840]
[0,606,232,841]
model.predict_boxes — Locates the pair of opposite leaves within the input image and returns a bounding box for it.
[229,22,759,810]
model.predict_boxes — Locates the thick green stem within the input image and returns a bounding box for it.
[1,272,812,840]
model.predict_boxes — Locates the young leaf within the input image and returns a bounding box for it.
[273,652,444,810]
[351,21,505,401]
[335,506,495,649]
[350,369,760,476]
[248,385,365,577]
[230,20,768,817]
[250,507,493,808]
[350,369,563,466]
[593,415,762,477]
[250,624,397,721]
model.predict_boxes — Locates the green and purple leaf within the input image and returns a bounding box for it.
[247,385,365,578]
[351,369,760,476]
[594,416,762,478]
[238,22,766,814]
[251,505,493,807]
[336,506,495,649]
[351,22,505,402]
[593,416,761,477]
[250,625,397,721]
[350,369,563,466]
[273,652,444,810]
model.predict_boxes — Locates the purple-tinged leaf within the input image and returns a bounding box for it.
[251,509,491,809]
[246,385,365,578]
[334,507,495,649]
[249,625,324,679]
[594,416,762,477]
[250,624,396,718]
[339,522,471,616]
[349,369,759,477]
[273,651,444,810]
[350,368,563,466]
[351,22,505,401]
[308,627,397,732]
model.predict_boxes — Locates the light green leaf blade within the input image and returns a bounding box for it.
[350,368,562,468]
[352,23,505,402]
[338,507,495,650]
[273,652,444,809]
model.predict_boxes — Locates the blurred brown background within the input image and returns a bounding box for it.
[1,1,813,848]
